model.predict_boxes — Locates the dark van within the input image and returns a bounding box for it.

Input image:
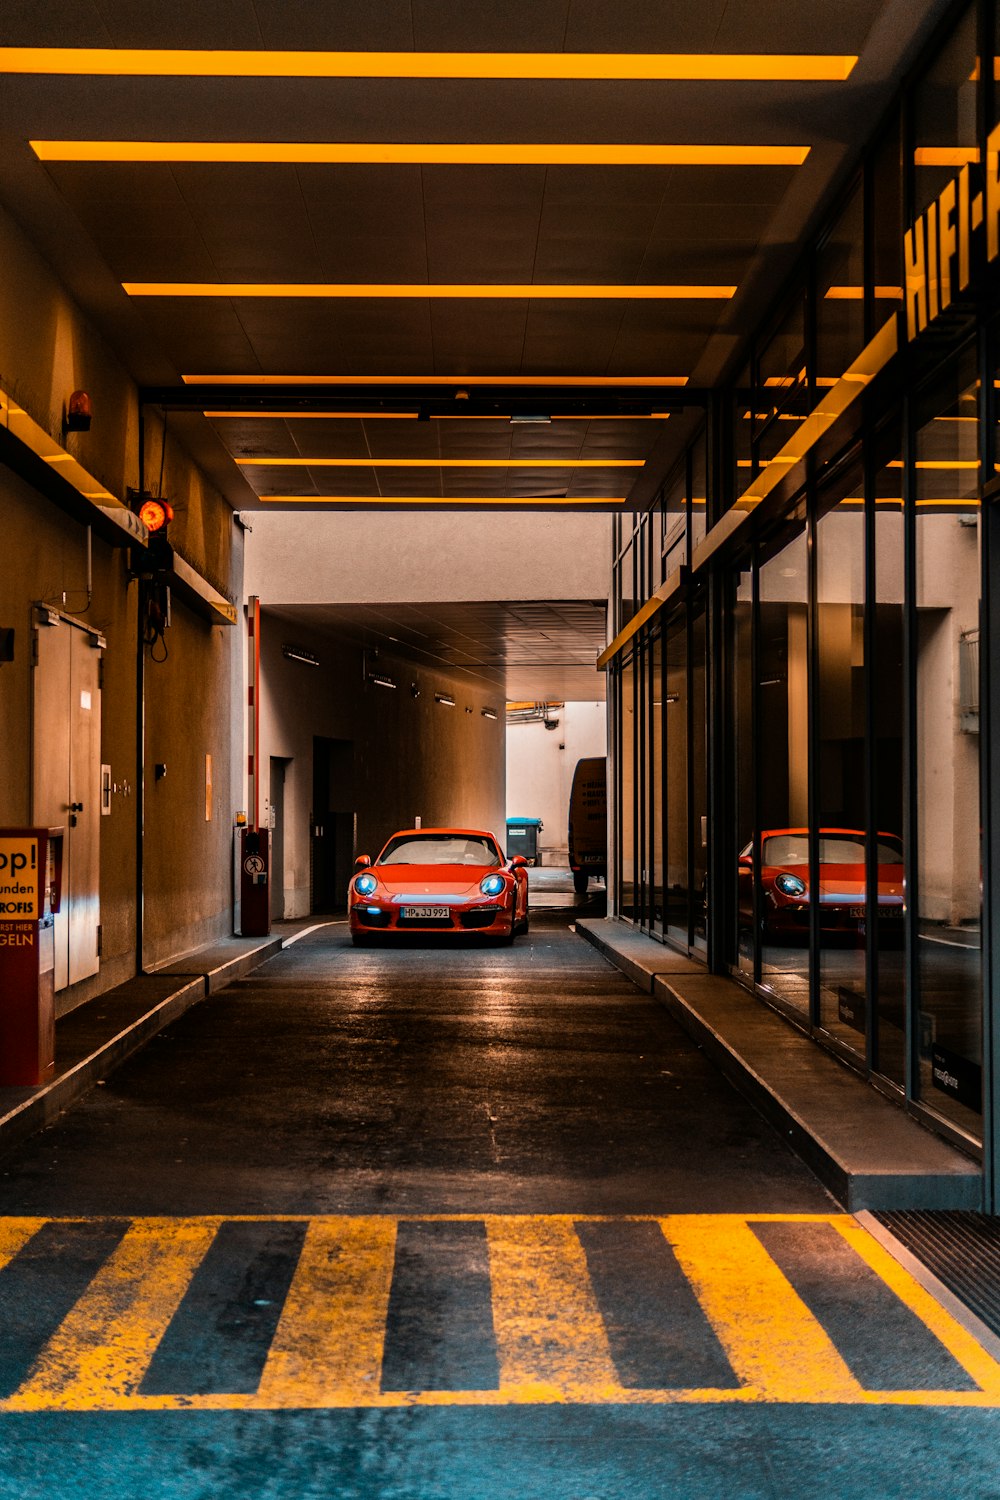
[568,757,607,894]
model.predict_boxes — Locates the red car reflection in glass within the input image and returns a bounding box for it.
[739,828,904,942]
[349,827,529,946]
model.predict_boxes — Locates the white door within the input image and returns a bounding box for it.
[32,613,103,989]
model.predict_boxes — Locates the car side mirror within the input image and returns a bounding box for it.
[355,855,372,869]
[509,854,528,868]
[738,855,752,870]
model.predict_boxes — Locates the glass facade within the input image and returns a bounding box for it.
[608,0,1000,1175]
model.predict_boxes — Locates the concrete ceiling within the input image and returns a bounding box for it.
[0,0,954,516]
[0,3,954,699]
[265,599,609,702]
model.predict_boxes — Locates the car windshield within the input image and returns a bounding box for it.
[379,834,502,867]
[763,834,903,865]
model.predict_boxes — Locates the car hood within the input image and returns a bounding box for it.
[373,864,502,899]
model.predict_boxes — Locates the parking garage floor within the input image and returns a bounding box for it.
[1,917,999,1499]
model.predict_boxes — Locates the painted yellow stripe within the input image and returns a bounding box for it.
[125,281,736,299]
[0,1218,45,1270]
[662,1215,865,1402]
[30,141,811,166]
[256,1217,396,1408]
[486,1216,623,1401]
[831,1218,1000,1400]
[7,1218,219,1410]
[0,49,858,82]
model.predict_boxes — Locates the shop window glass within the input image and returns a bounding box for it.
[815,460,868,1052]
[691,603,709,954]
[756,526,810,1014]
[816,185,866,388]
[872,419,906,1085]
[734,363,754,503]
[914,353,982,1136]
[734,566,755,978]
[663,462,687,577]
[912,3,977,221]
[691,430,708,552]
[755,292,808,473]
[871,115,904,330]
[665,614,689,944]
[619,655,637,921]
[650,629,664,933]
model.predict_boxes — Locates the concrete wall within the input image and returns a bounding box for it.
[0,203,243,1001]
[244,511,611,603]
[258,612,505,917]
[506,702,606,864]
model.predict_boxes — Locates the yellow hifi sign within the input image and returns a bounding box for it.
[0,837,41,921]
[905,122,1000,340]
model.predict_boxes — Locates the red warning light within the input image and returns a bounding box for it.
[138,497,173,532]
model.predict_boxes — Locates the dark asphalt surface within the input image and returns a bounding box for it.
[1,917,998,1499]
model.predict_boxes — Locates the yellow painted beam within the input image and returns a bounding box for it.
[186,374,689,386]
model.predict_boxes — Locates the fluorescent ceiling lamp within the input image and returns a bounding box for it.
[824,286,903,300]
[127,281,736,299]
[2,49,858,81]
[186,374,689,386]
[204,409,671,420]
[914,147,979,166]
[31,139,811,166]
[237,456,644,467]
[368,672,397,689]
[434,693,456,706]
[481,708,499,720]
[509,414,551,424]
[282,645,319,666]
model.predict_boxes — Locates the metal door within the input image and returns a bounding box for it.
[31,611,103,989]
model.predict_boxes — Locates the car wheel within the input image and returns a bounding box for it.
[573,870,589,895]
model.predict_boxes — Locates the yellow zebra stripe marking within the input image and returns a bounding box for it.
[830,1217,1000,1404]
[7,1218,220,1411]
[0,1214,997,1410]
[486,1216,622,1401]
[663,1215,864,1402]
[0,1218,45,1272]
[256,1217,397,1407]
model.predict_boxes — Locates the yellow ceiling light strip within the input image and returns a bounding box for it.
[186,374,689,386]
[1,49,857,81]
[259,494,626,504]
[914,146,979,166]
[30,139,811,166]
[204,409,671,420]
[126,281,736,298]
[237,456,644,467]
[824,285,904,300]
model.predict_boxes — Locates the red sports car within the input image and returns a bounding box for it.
[349,827,529,945]
[739,827,904,942]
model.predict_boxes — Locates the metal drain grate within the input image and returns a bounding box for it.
[874,1211,1000,1336]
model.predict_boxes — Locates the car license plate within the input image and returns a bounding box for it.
[402,906,449,919]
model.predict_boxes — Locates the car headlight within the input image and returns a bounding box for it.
[774,872,807,897]
[355,873,378,896]
[480,873,506,896]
